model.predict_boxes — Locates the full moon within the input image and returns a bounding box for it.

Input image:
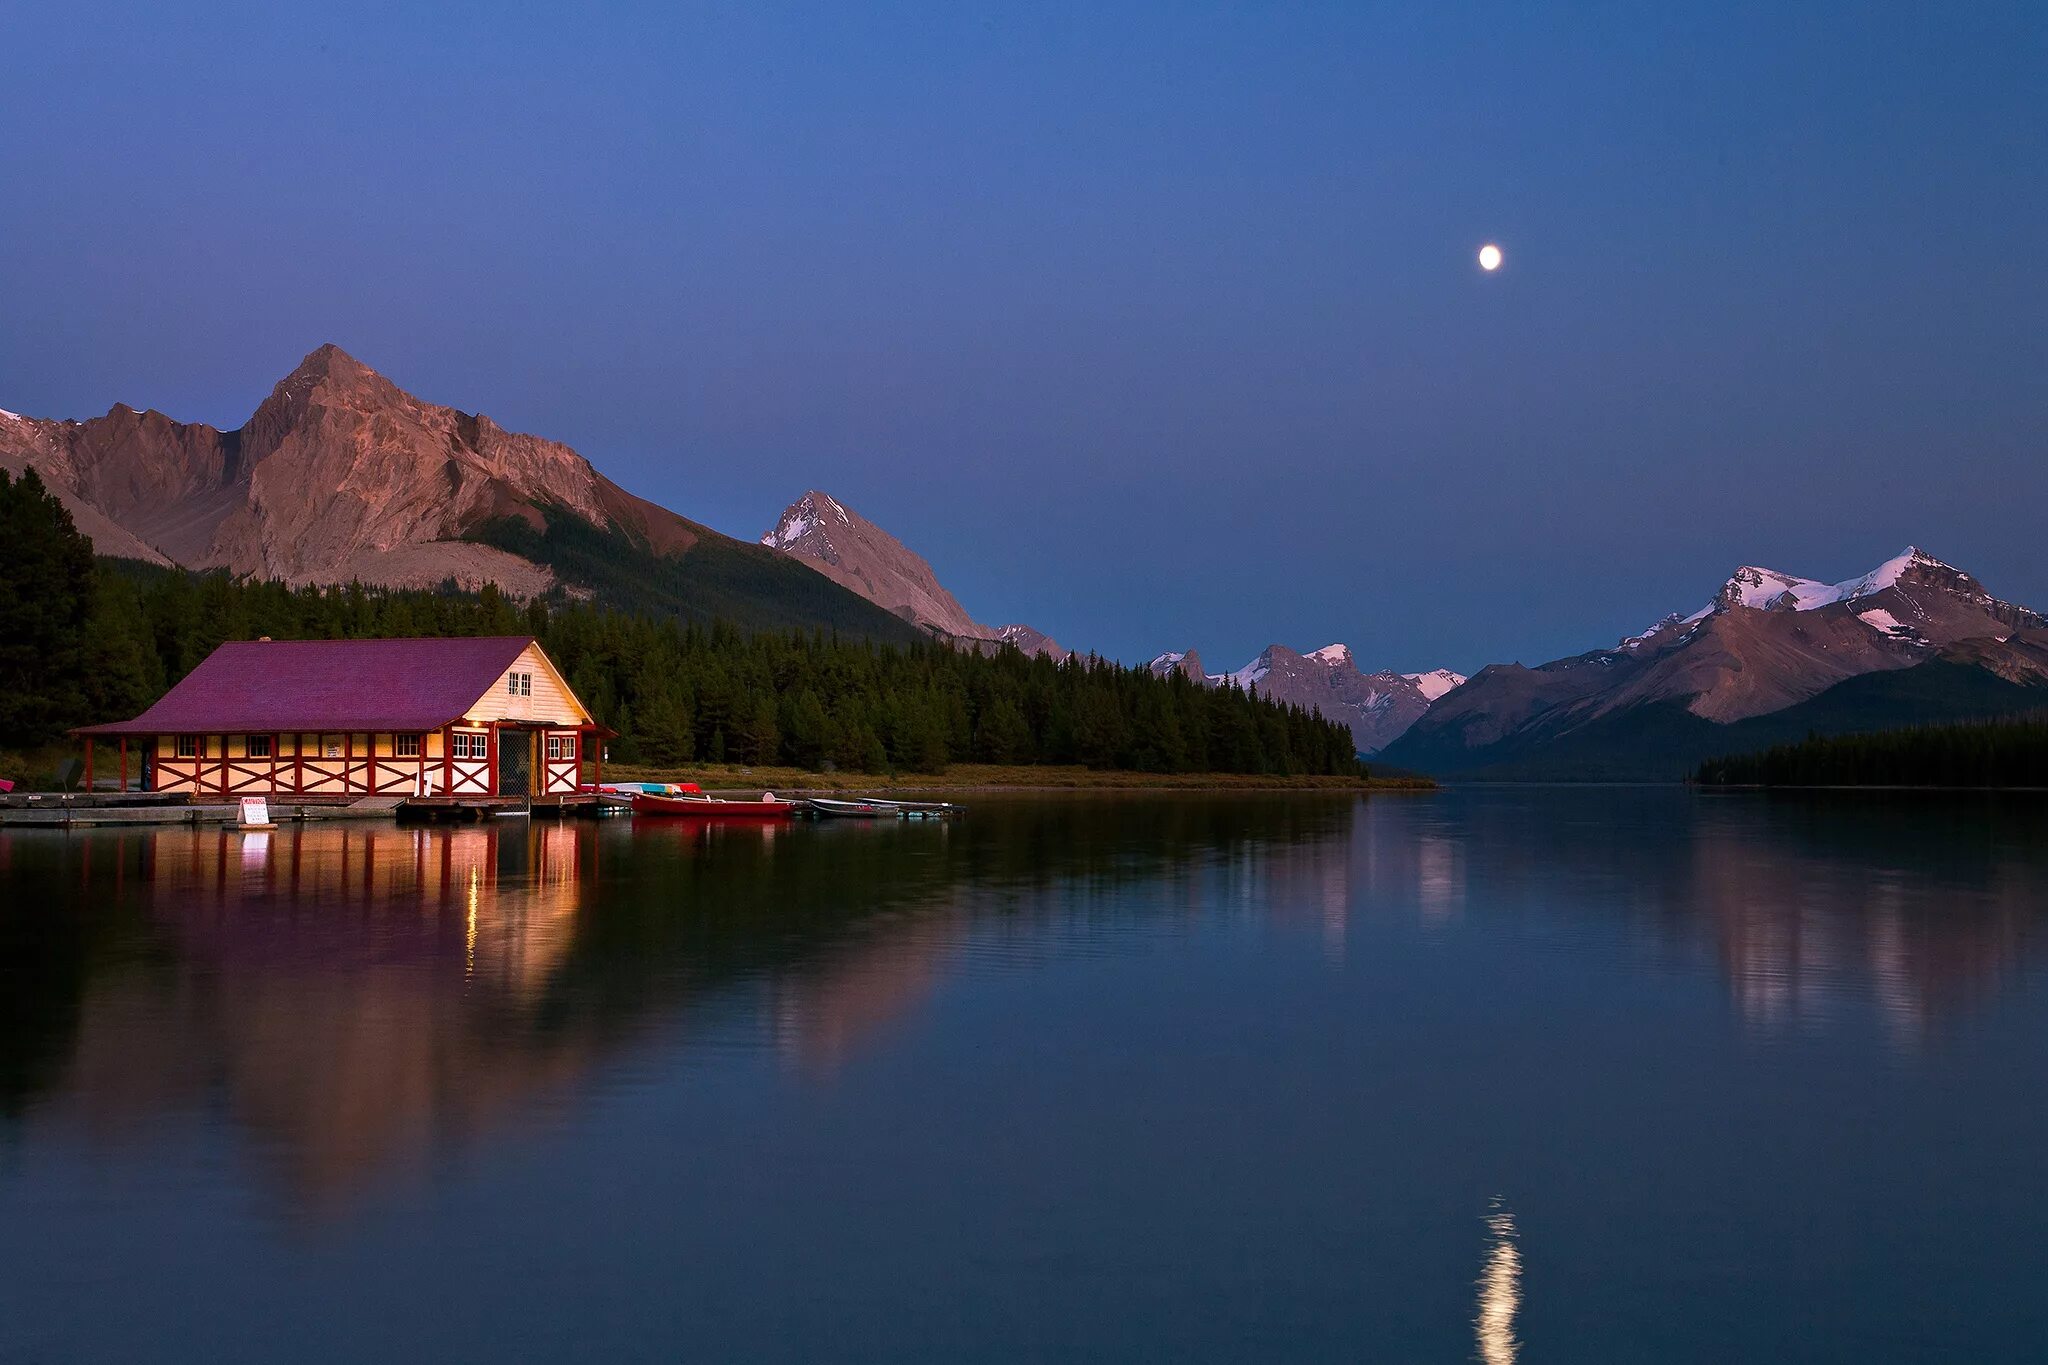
[1478,243,1503,272]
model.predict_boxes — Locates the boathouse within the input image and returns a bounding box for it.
[73,637,608,799]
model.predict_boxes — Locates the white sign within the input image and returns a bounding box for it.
[238,797,272,827]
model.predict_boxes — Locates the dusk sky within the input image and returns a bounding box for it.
[4,1,2043,673]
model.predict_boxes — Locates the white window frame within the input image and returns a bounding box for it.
[175,735,199,758]
[507,671,533,698]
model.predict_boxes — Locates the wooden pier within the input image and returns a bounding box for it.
[396,793,606,822]
[0,793,410,828]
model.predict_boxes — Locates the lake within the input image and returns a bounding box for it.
[4,789,2047,1363]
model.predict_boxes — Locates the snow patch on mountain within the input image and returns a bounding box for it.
[760,491,850,551]
[1403,669,1467,701]
[1307,644,1353,667]
[1713,547,1952,615]
[1856,607,1917,638]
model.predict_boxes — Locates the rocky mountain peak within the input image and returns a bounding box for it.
[1146,649,1207,682]
[1402,668,1467,701]
[761,490,853,559]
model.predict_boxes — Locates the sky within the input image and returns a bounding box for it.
[3,1,2044,674]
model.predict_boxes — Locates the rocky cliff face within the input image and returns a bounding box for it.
[761,489,1065,658]
[0,344,708,595]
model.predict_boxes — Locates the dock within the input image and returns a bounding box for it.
[0,793,409,828]
[397,794,606,821]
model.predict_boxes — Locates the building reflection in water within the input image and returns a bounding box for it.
[42,821,594,1213]
[1474,1198,1522,1365]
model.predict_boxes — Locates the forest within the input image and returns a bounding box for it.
[1695,716,2048,788]
[0,467,1364,778]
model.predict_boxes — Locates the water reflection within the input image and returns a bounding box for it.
[1475,1198,1522,1365]
[4,791,2048,1224]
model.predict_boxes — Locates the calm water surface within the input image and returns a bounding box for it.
[4,789,2048,1363]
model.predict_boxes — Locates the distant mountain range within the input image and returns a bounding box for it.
[759,491,1066,658]
[1379,548,2048,779]
[1144,645,1465,755]
[7,349,2041,780]
[0,346,923,640]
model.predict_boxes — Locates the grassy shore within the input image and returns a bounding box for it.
[600,762,1433,793]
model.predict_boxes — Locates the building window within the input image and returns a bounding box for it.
[452,732,487,760]
[175,735,199,758]
[507,671,532,698]
[395,733,421,758]
[246,735,272,758]
[324,736,343,758]
[546,734,576,762]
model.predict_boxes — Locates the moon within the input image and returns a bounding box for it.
[1478,243,1503,272]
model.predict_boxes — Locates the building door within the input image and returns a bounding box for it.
[499,729,534,796]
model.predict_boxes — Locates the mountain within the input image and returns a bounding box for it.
[0,346,922,641]
[761,490,1066,657]
[1146,642,1465,754]
[1380,547,2048,779]
[1146,650,1208,684]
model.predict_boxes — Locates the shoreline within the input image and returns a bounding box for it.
[607,762,1433,794]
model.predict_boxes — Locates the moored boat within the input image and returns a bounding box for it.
[631,791,801,819]
[804,797,897,819]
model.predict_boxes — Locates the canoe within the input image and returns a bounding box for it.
[632,792,800,819]
[805,798,896,819]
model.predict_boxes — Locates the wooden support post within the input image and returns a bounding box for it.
[343,731,354,795]
[270,734,279,793]
[294,732,305,793]
[84,738,94,793]
[119,738,128,792]
[487,722,500,796]
[417,736,426,795]
[441,725,453,795]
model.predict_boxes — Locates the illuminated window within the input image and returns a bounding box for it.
[175,735,199,758]
[395,733,421,757]
[246,735,272,758]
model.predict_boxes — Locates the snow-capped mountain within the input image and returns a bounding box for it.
[1145,650,1208,684]
[1382,547,2048,779]
[761,490,1066,658]
[1146,641,1465,754]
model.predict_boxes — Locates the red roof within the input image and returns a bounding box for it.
[75,636,553,736]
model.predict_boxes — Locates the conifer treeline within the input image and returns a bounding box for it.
[2,469,1364,776]
[1695,716,2048,787]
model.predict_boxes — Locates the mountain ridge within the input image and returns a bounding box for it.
[1381,547,2046,778]
[1145,641,1466,755]
[760,489,1067,658]
[0,346,924,642]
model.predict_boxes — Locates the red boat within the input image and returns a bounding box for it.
[630,791,801,819]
